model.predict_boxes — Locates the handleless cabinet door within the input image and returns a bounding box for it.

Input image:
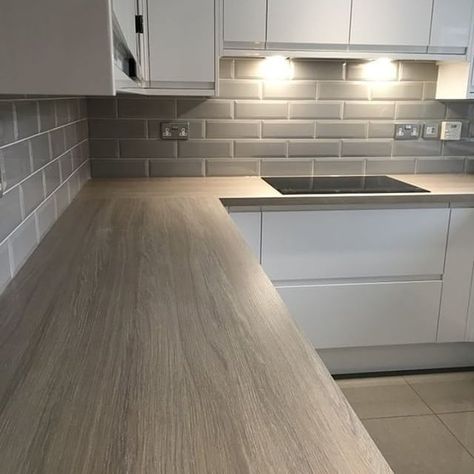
[429,0,474,53]
[229,211,261,261]
[266,0,351,49]
[224,0,266,49]
[148,0,215,88]
[350,0,433,51]
[112,0,138,59]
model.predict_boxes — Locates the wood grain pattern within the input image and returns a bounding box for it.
[0,191,392,473]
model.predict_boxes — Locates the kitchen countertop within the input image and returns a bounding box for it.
[4,172,474,473]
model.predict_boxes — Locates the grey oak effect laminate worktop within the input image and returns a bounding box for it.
[7,173,474,473]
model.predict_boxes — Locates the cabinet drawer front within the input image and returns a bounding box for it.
[277,281,442,349]
[262,209,449,281]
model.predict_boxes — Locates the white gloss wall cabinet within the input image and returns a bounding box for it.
[229,212,262,260]
[223,0,266,49]
[350,0,433,51]
[438,208,474,342]
[429,0,474,53]
[266,0,351,49]
[261,209,449,281]
[277,282,442,348]
[147,0,216,94]
[113,0,139,60]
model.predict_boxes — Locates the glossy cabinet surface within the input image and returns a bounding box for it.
[350,0,433,50]
[229,211,261,260]
[113,0,138,59]
[266,0,351,49]
[223,0,266,49]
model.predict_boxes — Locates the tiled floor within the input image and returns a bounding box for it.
[337,372,474,474]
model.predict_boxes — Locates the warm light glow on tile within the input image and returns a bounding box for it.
[364,58,397,81]
[261,56,294,81]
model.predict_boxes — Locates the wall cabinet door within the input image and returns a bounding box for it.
[112,0,138,59]
[266,0,351,49]
[229,211,261,261]
[429,0,474,53]
[147,0,215,89]
[277,281,442,349]
[350,0,433,51]
[438,208,474,342]
[262,209,450,282]
[223,0,266,49]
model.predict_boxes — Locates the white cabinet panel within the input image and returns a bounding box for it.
[430,0,473,52]
[113,0,138,59]
[148,0,215,87]
[267,0,351,48]
[229,212,261,261]
[224,0,266,49]
[262,209,449,281]
[277,281,442,349]
[438,208,474,342]
[350,0,433,50]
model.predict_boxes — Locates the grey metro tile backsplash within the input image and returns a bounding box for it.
[87,58,474,179]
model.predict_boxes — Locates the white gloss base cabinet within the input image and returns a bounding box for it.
[277,281,442,349]
[229,212,261,260]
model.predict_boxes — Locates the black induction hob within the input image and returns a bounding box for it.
[262,176,430,195]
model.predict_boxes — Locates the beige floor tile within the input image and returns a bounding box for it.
[337,376,431,419]
[363,415,474,474]
[405,373,474,414]
[440,412,474,456]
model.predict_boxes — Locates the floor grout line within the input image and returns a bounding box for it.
[436,413,474,461]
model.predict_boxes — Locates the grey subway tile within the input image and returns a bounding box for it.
[393,140,442,156]
[55,182,70,215]
[234,140,287,157]
[369,122,396,138]
[178,140,232,158]
[88,119,147,139]
[371,83,424,100]
[263,81,317,99]
[15,101,39,139]
[0,187,22,241]
[206,159,259,176]
[1,141,31,190]
[68,173,81,200]
[10,214,37,274]
[261,160,313,177]
[423,82,437,100]
[219,58,234,79]
[395,101,446,120]
[50,128,66,158]
[0,240,11,292]
[318,82,370,100]
[118,98,175,118]
[89,139,119,158]
[315,159,365,175]
[60,153,73,180]
[119,139,177,158]
[30,134,51,171]
[86,98,117,118]
[0,102,15,146]
[150,159,204,177]
[416,158,465,174]
[346,61,399,81]
[38,100,56,132]
[289,101,342,119]
[21,172,45,216]
[218,80,261,99]
[44,161,61,196]
[64,123,78,150]
[235,101,288,119]
[177,99,232,119]
[67,99,81,122]
[316,121,367,138]
[206,120,260,139]
[55,100,70,126]
[148,120,204,139]
[77,120,89,141]
[446,102,473,119]
[443,141,474,156]
[36,194,56,238]
[263,121,314,138]
[90,159,149,178]
[288,140,340,157]
[466,158,474,173]
[366,158,416,174]
[292,60,344,80]
[234,59,265,79]
[344,102,395,120]
[399,62,438,81]
[342,140,392,157]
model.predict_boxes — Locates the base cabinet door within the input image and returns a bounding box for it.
[229,211,261,261]
[277,281,442,349]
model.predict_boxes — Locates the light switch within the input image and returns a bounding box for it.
[423,122,440,139]
[394,123,420,140]
[160,122,189,140]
